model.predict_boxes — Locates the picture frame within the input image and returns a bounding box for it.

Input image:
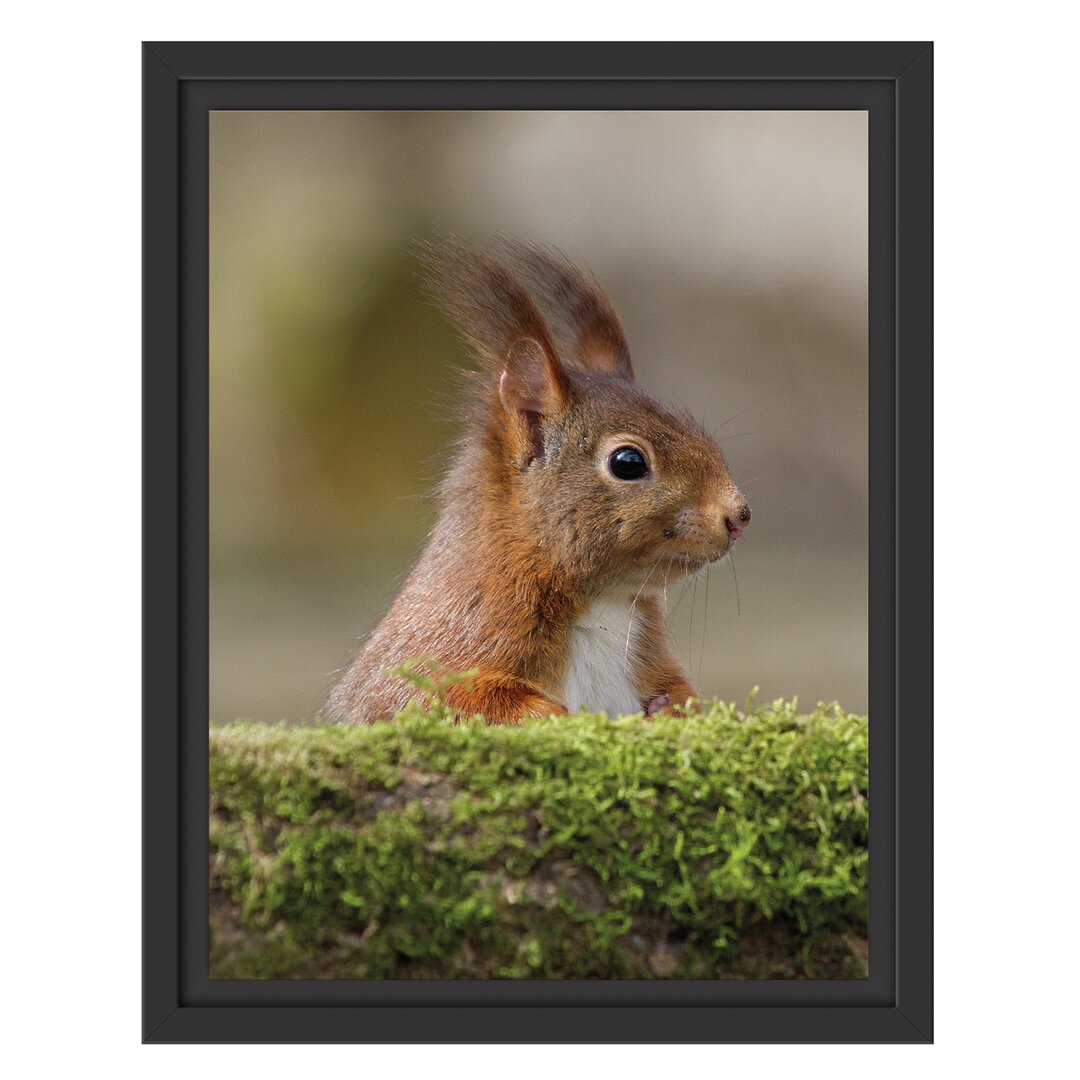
[143,40,933,1044]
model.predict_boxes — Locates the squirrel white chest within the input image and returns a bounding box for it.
[558,595,643,716]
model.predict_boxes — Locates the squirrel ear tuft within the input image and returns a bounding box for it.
[417,238,573,463]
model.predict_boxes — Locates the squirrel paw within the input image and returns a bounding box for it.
[645,694,670,716]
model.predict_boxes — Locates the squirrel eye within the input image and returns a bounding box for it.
[608,445,649,481]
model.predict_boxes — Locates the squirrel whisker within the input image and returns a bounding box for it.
[729,551,742,617]
[698,565,711,683]
[625,556,665,662]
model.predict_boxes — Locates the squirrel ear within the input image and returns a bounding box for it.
[499,337,570,416]
[499,239,635,381]
[578,323,634,380]
[499,337,571,463]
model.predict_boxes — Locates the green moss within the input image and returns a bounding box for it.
[210,697,868,979]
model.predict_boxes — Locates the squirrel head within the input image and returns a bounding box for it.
[422,239,750,594]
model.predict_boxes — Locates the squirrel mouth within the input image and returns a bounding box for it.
[662,547,730,578]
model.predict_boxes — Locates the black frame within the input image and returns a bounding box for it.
[143,41,932,1044]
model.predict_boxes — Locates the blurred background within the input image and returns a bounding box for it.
[210,110,867,724]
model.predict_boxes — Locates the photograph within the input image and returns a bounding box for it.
[207,108,870,981]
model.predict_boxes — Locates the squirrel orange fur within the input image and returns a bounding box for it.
[325,239,750,725]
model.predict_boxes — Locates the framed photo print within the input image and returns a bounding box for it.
[143,40,932,1043]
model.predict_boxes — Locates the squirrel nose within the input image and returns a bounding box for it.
[725,501,751,539]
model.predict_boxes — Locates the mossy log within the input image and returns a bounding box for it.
[210,699,868,979]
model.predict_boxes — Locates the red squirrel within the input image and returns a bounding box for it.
[325,240,750,725]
